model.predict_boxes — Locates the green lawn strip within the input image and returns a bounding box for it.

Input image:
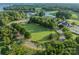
[31,31,52,41]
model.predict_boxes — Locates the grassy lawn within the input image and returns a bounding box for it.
[67,19,79,25]
[20,23,55,41]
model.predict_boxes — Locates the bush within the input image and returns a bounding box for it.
[24,31,31,39]
[75,36,79,44]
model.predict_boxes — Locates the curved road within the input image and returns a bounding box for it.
[6,18,29,26]
[56,29,65,41]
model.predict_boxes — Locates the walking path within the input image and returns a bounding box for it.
[6,18,29,26]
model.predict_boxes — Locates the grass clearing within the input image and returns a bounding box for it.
[20,23,55,41]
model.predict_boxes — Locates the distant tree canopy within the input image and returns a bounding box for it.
[4,5,35,12]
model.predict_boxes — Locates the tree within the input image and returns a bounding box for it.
[58,25,64,29]
[36,9,45,16]
[63,40,77,55]
[43,41,64,55]
[3,37,11,45]
[1,46,9,55]
[64,31,73,39]
[75,36,79,44]
[24,31,31,39]
[62,27,70,32]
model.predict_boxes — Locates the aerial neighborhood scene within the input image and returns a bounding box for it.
[0,3,79,55]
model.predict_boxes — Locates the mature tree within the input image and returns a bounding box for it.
[75,36,79,44]
[42,41,64,55]
[3,37,11,45]
[64,31,73,39]
[24,31,31,39]
[63,40,77,55]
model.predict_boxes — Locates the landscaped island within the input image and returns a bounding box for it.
[0,3,79,55]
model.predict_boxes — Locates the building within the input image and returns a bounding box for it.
[58,21,72,27]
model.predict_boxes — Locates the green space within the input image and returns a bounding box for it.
[20,23,55,41]
[67,19,79,25]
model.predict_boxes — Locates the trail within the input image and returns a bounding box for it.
[6,18,29,26]
[23,40,45,50]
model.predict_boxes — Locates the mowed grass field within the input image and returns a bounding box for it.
[20,23,55,41]
[67,19,79,25]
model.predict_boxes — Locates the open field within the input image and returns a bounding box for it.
[67,19,79,25]
[20,23,55,41]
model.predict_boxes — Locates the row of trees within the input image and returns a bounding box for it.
[29,16,57,29]
[11,23,31,39]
